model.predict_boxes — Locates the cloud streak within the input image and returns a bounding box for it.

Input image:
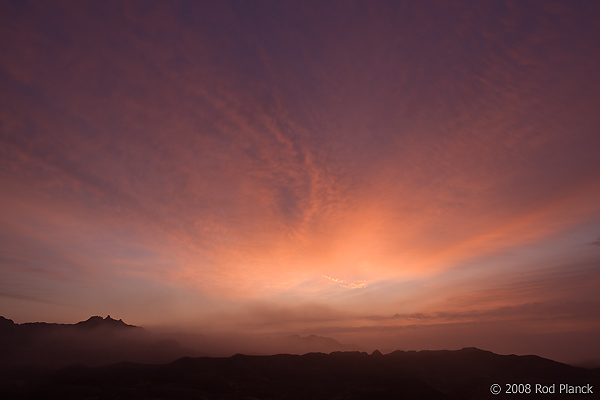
[323,275,368,290]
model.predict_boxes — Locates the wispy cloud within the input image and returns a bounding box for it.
[323,275,368,289]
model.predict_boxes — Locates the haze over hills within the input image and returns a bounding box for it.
[0,315,190,368]
[1,316,599,399]
[0,316,358,368]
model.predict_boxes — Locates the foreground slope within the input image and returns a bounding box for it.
[2,348,598,400]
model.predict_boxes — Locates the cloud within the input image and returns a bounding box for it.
[589,238,600,246]
[365,301,600,325]
[323,275,367,289]
[0,291,62,306]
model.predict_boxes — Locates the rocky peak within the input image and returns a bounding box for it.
[76,315,136,329]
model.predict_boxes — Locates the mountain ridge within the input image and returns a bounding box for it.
[2,316,598,400]
[2,347,598,399]
[0,315,138,330]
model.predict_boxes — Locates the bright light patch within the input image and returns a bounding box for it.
[323,275,368,289]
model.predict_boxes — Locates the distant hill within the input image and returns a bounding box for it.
[0,316,360,368]
[282,333,351,349]
[3,317,599,399]
[151,330,362,357]
[0,315,190,368]
[263,333,361,355]
[2,348,598,399]
[1,315,138,333]
[75,315,138,329]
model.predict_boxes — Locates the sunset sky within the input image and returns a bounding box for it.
[1,1,600,363]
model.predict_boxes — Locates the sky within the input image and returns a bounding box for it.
[1,0,600,364]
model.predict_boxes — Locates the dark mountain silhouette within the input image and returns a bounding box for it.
[2,317,598,399]
[75,315,137,329]
[0,315,192,369]
[0,316,357,368]
[0,315,138,335]
[2,347,599,399]
[0,316,15,328]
